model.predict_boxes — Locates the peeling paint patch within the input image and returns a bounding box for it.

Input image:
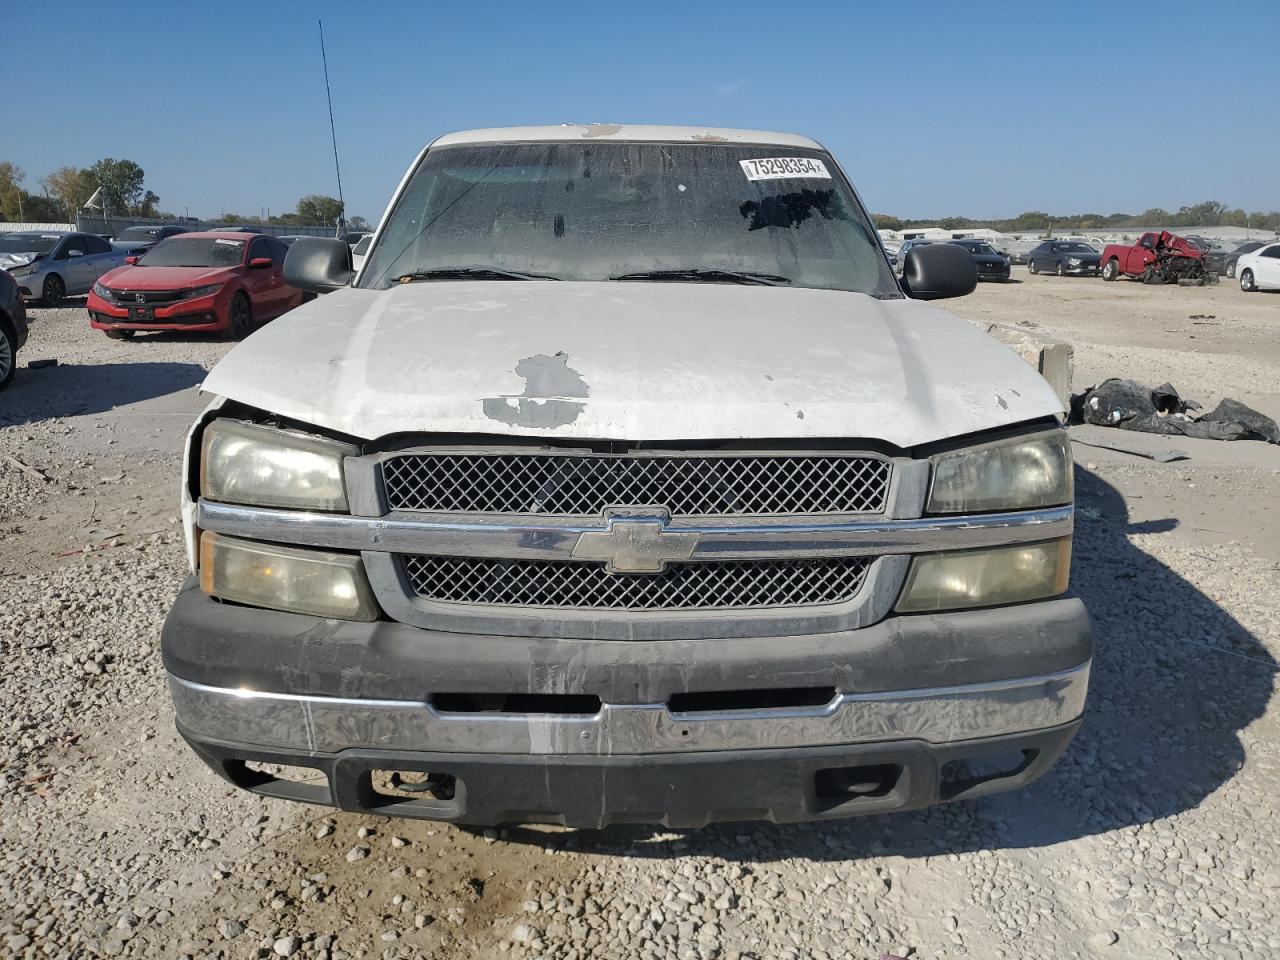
[996,394,1009,409]
[691,133,728,142]
[796,410,805,420]
[581,124,622,138]
[482,351,589,428]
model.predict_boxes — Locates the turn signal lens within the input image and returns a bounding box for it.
[896,539,1071,613]
[199,532,378,621]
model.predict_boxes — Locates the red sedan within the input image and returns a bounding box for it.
[87,232,305,340]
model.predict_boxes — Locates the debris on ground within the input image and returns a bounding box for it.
[26,358,58,369]
[1071,379,1280,444]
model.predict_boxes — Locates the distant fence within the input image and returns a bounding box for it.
[0,222,75,232]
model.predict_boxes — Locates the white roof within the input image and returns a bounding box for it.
[431,124,822,149]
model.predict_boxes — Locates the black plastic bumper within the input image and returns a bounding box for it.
[162,579,1092,703]
[182,721,1081,828]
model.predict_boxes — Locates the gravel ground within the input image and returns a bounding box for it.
[2,286,1279,959]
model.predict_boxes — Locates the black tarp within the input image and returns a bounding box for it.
[1071,379,1280,444]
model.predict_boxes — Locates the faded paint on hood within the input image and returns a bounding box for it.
[0,252,38,269]
[201,282,1064,447]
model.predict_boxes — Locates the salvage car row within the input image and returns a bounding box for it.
[894,233,1280,291]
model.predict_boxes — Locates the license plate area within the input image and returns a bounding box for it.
[128,306,154,321]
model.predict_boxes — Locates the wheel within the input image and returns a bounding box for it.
[1028,259,1039,275]
[1226,262,1236,279]
[1102,259,1119,281]
[0,322,15,391]
[1056,261,1066,277]
[40,273,65,307]
[104,329,135,340]
[1240,269,1256,292]
[229,293,254,340]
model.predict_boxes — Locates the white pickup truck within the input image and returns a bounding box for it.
[162,125,1089,828]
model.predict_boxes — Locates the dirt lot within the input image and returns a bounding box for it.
[2,277,1279,960]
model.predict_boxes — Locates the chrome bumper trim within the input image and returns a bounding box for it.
[196,499,1073,562]
[169,661,1090,757]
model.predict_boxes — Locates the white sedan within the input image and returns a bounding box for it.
[1237,242,1280,292]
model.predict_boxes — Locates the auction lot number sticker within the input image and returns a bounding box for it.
[739,157,831,181]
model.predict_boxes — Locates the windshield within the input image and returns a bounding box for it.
[1057,243,1093,253]
[962,242,999,256]
[0,233,60,255]
[118,227,163,241]
[138,237,244,268]
[360,142,897,295]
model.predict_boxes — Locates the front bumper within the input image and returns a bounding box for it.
[1065,263,1101,275]
[164,582,1091,826]
[88,291,228,332]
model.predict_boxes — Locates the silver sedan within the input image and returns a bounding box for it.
[0,231,128,305]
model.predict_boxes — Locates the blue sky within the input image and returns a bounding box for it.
[8,0,1278,222]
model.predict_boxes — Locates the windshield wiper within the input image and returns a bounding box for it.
[610,268,791,286]
[392,267,560,283]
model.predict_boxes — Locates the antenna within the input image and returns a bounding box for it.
[318,19,346,234]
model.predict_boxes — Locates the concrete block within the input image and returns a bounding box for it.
[985,323,1074,403]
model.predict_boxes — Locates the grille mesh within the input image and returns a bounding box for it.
[382,453,890,516]
[400,555,873,611]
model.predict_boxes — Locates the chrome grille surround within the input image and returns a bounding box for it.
[400,555,874,611]
[381,451,892,516]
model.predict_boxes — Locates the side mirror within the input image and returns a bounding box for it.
[283,237,354,294]
[125,255,140,265]
[67,249,84,258]
[248,257,273,270]
[901,243,977,300]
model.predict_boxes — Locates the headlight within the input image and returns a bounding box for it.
[92,281,114,300]
[1068,257,1082,266]
[200,419,357,511]
[927,430,1072,514]
[185,283,224,299]
[200,532,377,620]
[896,539,1071,613]
[9,264,36,278]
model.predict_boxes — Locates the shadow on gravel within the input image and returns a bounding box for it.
[493,467,1276,863]
[0,361,207,428]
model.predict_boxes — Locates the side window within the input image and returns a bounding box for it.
[268,238,289,263]
[1263,246,1280,259]
[1139,235,1154,249]
[247,239,271,263]
[84,235,112,254]
[60,237,87,258]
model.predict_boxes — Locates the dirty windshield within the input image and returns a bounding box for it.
[139,238,244,268]
[360,141,897,295]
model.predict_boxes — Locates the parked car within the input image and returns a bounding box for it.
[339,231,369,246]
[87,232,303,340]
[113,224,194,256]
[0,230,129,306]
[211,226,262,233]
[1225,241,1267,279]
[161,124,1087,829]
[351,233,373,271]
[1027,241,1101,277]
[1099,231,1214,284]
[0,267,28,391]
[1235,242,1280,292]
[949,239,1011,281]
[894,238,932,273]
[1183,236,1229,276]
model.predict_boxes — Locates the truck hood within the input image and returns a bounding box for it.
[0,252,39,269]
[201,281,1064,447]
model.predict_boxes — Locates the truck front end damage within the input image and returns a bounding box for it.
[164,407,1089,827]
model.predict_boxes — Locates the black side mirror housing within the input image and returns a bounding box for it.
[284,237,355,294]
[900,242,977,300]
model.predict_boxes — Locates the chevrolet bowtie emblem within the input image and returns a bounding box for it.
[571,515,700,573]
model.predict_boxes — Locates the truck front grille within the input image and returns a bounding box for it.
[400,555,874,611]
[382,452,891,517]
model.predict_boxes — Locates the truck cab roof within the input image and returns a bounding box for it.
[430,124,823,149]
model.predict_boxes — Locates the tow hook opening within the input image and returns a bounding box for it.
[939,749,1037,800]
[814,763,903,811]
[374,769,458,801]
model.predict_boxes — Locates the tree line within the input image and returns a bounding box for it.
[0,157,355,228]
[873,201,1280,234]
